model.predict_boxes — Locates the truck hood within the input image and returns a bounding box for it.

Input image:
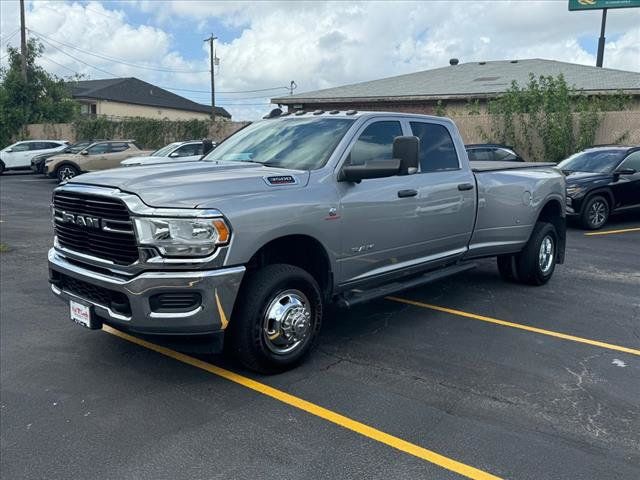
[69,161,310,208]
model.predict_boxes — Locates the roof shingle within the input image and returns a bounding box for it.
[68,77,231,118]
[273,59,640,104]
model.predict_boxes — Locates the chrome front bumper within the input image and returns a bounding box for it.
[48,248,245,336]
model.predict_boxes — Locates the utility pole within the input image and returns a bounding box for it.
[204,34,218,120]
[596,8,607,68]
[19,0,27,81]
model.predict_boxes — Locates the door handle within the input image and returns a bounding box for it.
[458,183,474,191]
[398,189,418,198]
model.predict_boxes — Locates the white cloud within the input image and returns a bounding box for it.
[2,0,639,121]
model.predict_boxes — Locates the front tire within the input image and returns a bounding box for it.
[580,195,609,230]
[227,264,323,374]
[57,164,78,182]
[514,221,558,286]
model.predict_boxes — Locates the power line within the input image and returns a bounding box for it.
[33,32,119,78]
[40,55,81,76]
[29,29,294,95]
[1,29,20,43]
[30,28,210,74]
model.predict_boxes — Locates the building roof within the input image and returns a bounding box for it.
[67,77,231,119]
[273,59,640,104]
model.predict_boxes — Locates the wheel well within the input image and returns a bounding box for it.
[582,189,613,210]
[247,235,333,299]
[55,162,80,172]
[537,199,566,264]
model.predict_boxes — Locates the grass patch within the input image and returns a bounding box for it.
[0,243,9,253]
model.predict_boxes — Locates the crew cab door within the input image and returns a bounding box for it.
[336,118,475,286]
[612,151,640,208]
[408,120,476,259]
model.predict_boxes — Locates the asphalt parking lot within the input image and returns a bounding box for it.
[1,171,639,480]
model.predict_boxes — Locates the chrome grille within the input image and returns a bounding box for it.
[53,191,139,265]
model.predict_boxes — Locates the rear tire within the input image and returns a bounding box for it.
[57,164,78,182]
[226,264,323,374]
[514,221,558,286]
[580,195,609,230]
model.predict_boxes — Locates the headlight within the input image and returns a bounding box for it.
[133,216,230,257]
[566,185,585,198]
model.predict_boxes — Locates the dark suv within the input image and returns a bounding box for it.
[557,146,640,229]
[465,144,524,162]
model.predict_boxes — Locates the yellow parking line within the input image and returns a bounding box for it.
[584,227,640,236]
[102,324,501,480]
[386,297,640,357]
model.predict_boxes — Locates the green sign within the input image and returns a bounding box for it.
[569,0,640,10]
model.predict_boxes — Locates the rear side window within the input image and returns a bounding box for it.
[410,122,459,172]
[348,121,403,165]
[110,143,130,153]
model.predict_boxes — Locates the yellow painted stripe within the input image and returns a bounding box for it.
[584,227,640,236]
[102,324,500,480]
[387,297,640,357]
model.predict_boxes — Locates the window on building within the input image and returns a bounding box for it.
[348,121,403,166]
[410,122,459,172]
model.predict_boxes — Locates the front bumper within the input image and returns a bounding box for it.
[48,248,245,343]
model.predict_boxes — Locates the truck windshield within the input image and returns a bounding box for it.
[203,118,355,170]
[557,150,625,173]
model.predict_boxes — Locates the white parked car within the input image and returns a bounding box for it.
[0,140,69,174]
[120,140,210,167]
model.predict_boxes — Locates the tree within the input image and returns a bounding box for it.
[484,74,630,162]
[0,38,77,147]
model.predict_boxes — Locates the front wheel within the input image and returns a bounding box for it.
[515,221,558,286]
[57,164,78,182]
[580,195,609,230]
[226,264,323,373]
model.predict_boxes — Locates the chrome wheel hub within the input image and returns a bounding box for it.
[538,235,554,274]
[263,289,312,355]
[588,200,606,227]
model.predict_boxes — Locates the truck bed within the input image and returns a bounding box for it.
[470,161,556,172]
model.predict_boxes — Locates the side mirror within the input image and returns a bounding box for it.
[616,167,636,175]
[6,148,13,152]
[393,136,420,174]
[168,152,179,158]
[80,150,88,155]
[340,158,401,182]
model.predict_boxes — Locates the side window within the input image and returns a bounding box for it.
[494,148,518,161]
[348,121,403,165]
[87,143,110,155]
[467,148,491,161]
[410,122,459,172]
[619,151,640,171]
[110,143,130,153]
[174,144,201,157]
[11,143,30,152]
[30,142,48,151]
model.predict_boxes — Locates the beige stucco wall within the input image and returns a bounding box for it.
[93,100,213,121]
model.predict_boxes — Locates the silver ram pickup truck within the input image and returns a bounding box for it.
[48,111,566,372]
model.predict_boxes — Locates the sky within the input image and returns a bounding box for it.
[1,0,639,121]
